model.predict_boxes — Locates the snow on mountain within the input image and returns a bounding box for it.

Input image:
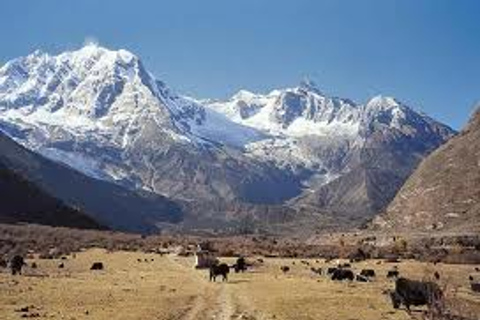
[0,44,265,182]
[204,79,456,190]
[205,79,440,143]
[0,45,457,231]
[2,44,207,135]
[207,80,360,138]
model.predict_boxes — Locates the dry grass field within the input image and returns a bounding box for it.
[1,249,479,320]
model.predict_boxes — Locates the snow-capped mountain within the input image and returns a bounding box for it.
[0,44,300,207]
[208,80,360,137]
[0,44,264,181]
[207,80,453,176]
[207,79,451,142]
[205,80,455,224]
[0,45,456,232]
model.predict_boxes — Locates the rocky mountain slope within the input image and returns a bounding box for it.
[207,83,456,226]
[0,131,181,232]
[371,108,480,233]
[0,44,456,231]
[0,160,102,229]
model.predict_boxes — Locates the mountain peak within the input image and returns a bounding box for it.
[367,95,399,106]
[232,89,258,101]
[0,44,163,123]
[67,44,138,66]
[298,78,323,95]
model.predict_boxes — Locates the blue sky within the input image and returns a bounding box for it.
[1,0,479,129]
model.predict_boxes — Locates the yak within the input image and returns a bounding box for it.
[471,282,480,293]
[389,277,443,312]
[280,266,290,274]
[10,255,25,275]
[327,267,337,275]
[387,270,399,278]
[210,263,229,282]
[90,262,104,270]
[310,267,322,275]
[331,269,354,281]
[360,269,376,278]
[234,257,247,273]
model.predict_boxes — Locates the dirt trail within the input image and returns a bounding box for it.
[167,255,261,320]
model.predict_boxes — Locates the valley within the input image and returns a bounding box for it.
[1,248,479,320]
[1,2,479,320]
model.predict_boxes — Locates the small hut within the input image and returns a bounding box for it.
[194,243,217,269]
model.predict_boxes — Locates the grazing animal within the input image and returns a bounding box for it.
[10,255,25,275]
[356,274,369,282]
[234,257,247,273]
[310,267,322,275]
[471,282,480,293]
[475,267,479,272]
[389,277,443,312]
[360,269,376,278]
[58,263,64,269]
[209,263,229,282]
[257,258,264,263]
[31,262,37,269]
[434,271,440,280]
[280,266,290,274]
[90,262,104,270]
[137,259,142,262]
[327,267,337,275]
[387,270,399,278]
[331,269,354,281]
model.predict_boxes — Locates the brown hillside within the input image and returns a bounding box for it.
[372,108,480,232]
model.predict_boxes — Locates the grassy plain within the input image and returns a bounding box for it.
[0,249,479,320]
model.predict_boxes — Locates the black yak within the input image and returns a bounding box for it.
[389,277,443,312]
[280,266,290,274]
[387,270,399,278]
[471,282,480,293]
[360,269,376,278]
[327,267,337,275]
[210,263,229,282]
[331,269,354,281]
[90,262,104,270]
[10,255,25,275]
[234,257,247,273]
[310,267,322,275]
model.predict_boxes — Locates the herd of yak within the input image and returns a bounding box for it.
[208,256,480,314]
[2,254,479,315]
[1,255,104,274]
